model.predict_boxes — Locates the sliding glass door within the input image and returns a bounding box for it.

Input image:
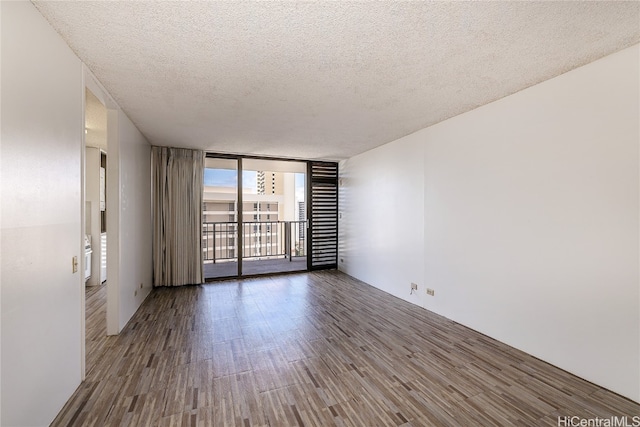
[240,158,307,276]
[203,156,308,279]
[202,157,239,279]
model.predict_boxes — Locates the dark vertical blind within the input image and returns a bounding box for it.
[308,162,338,270]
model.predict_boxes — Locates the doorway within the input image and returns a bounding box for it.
[83,87,108,374]
[203,156,307,279]
[82,69,123,380]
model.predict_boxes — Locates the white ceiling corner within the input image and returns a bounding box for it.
[33,1,640,161]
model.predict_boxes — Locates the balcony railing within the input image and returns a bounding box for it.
[203,221,306,263]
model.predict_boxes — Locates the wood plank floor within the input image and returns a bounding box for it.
[56,271,640,426]
[85,282,113,376]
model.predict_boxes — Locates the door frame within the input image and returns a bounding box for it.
[81,65,120,379]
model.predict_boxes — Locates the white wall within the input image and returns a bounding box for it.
[339,134,425,307]
[339,44,639,402]
[1,2,83,425]
[114,112,153,331]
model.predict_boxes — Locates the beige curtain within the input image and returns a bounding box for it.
[152,146,204,286]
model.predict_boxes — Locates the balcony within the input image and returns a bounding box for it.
[203,220,307,278]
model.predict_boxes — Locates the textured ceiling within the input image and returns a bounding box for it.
[34,1,639,161]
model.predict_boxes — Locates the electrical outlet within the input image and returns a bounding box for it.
[410,283,418,294]
[72,256,78,273]
[427,288,435,296]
